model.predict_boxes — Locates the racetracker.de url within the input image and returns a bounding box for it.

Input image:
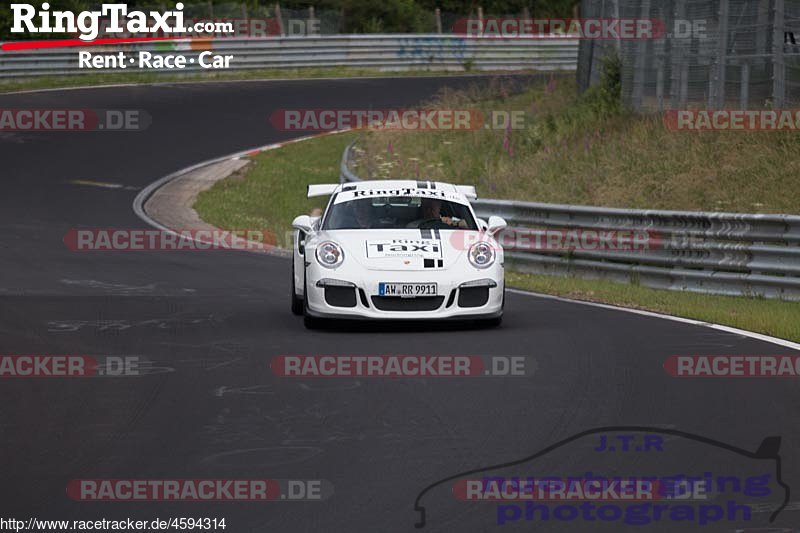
[1,517,228,531]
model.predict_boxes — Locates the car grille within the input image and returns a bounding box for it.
[370,296,445,311]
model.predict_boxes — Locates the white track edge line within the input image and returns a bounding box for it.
[506,288,800,351]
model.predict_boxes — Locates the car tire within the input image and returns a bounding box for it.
[291,261,303,316]
[480,289,504,328]
[484,316,503,328]
[303,312,321,329]
[302,275,323,329]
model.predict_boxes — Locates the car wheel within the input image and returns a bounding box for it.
[291,260,303,316]
[303,312,321,330]
[479,289,504,328]
[484,315,503,328]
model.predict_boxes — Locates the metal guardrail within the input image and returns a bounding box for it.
[340,142,800,300]
[0,35,579,78]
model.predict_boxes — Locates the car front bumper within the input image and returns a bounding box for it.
[304,263,504,320]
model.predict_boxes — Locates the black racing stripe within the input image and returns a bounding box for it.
[417,181,428,189]
[433,228,441,240]
[421,229,432,239]
[424,258,435,268]
[429,181,436,190]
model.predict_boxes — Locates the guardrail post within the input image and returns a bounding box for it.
[772,0,785,108]
[669,0,686,109]
[709,0,729,109]
[740,62,750,109]
[435,8,442,34]
[308,6,317,34]
[631,0,651,111]
[275,3,286,36]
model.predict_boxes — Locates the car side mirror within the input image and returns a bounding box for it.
[476,218,488,231]
[292,215,314,234]
[487,216,507,236]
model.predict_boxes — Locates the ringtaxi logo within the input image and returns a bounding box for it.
[664,356,800,378]
[10,3,232,42]
[66,479,332,501]
[0,355,140,377]
[63,229,278,252]
[0,109,149,132]
[271,355,532,378]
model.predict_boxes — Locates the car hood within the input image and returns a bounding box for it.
[319,229,477,271]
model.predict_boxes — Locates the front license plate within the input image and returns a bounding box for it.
[379,282,437,297]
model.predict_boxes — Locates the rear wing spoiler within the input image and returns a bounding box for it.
[307,184,339,198]
[455,185,477,200]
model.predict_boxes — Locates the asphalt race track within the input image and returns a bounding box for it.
[1,76,799,532]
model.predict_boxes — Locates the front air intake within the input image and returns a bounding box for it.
[371,296,444,311]
[325,286,357,307]
[458,287,489,308]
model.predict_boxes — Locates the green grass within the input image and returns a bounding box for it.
[0,67,516,94]
[194,130,800,343]
[354,77,800,214]
[194,131,358,246]
[507,272,800,343]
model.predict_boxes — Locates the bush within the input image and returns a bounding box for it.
[583,51,623,116]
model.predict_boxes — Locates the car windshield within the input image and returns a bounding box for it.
[322,196,478,230]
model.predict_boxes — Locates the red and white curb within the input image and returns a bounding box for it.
[132,128,350,257]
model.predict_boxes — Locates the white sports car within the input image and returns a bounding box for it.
[291,180,507,329]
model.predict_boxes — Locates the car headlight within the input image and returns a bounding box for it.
[469,241,495,269]
[315,241,344,268]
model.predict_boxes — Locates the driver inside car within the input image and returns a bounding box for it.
[353,200,373,228]
[409,198,468,228]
